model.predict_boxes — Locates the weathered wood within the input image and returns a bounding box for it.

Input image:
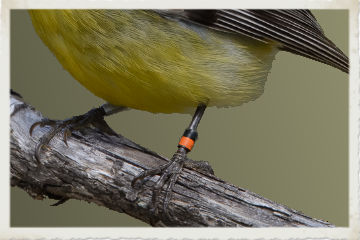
[10,93,334,227]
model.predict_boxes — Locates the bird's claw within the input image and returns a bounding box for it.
[29,107,112,163]
[132,148,187,223]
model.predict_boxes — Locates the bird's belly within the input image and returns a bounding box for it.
[29,10,278,113]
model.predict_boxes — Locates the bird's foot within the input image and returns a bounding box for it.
[132,147,188,224]
[132,147,214,225]
[29,107,116,163]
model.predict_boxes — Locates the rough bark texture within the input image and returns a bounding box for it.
[10,93,334,227]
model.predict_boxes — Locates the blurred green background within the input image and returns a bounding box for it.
[10,10,348,227]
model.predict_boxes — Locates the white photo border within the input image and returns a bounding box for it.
[1,0,359,239]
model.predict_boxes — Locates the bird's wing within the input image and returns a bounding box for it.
[159,10,348,73]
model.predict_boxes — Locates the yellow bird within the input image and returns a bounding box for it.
[28,10,348,218]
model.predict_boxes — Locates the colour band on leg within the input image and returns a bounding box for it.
[178,128,198,152]
[178,136,195,151]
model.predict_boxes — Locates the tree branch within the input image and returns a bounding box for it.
[10,92,333,227]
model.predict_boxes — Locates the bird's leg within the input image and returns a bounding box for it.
[132,104,207,221]
[29,103,127,163]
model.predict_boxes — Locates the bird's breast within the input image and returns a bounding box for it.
[29,10,278,113]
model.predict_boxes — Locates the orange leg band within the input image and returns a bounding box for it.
[178,136,195,151]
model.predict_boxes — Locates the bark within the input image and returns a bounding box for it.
[10,93,333,227]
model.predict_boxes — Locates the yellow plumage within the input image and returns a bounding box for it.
[29,10,278,114]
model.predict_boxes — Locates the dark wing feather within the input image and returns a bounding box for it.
[166,10,348,73]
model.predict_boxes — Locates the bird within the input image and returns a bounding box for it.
[28,9,348,222]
